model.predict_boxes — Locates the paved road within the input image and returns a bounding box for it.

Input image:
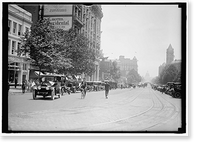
[8,86,181,131]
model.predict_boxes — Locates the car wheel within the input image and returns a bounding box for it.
[175,92,181,98]
[33,90,37,100]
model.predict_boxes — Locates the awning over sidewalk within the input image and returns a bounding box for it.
[29,70,45,79]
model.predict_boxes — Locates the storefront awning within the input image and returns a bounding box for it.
[29,70,45,79]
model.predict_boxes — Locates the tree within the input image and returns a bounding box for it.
[151,76,160,84]
[110,61,120,82]
[160,64,178,84]
[61,29,98,76]
[126,69,141,84]
[18,18,72,75]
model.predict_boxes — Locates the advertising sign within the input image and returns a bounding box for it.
[44,5,73,16]
[45,17,72,30]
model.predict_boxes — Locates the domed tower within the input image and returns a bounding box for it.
[166,44,174,64]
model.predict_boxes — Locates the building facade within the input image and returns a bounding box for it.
[81,5,103,81]
[117,55,138,77]
[8,4,32,85]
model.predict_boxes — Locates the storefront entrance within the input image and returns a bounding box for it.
[8,62,20,83]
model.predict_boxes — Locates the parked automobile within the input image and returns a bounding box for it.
[171,82,181,98]
[32,74,62,100]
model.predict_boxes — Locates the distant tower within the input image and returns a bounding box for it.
[166,44,174,64]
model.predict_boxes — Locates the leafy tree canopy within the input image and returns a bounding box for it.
[110,61,121,82]
[18,18,72,74]
[61,29,98,76]
[127,68,141,84]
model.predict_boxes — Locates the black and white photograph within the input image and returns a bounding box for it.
[2,2,187,135]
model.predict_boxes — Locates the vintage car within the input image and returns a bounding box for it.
[171,82,182,98]
[32,74,62,100]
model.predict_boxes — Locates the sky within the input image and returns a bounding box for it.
[101,5,181,78]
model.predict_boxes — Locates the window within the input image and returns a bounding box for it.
[13,22,17,34]
[18,24,22,36]
[8,39,10,54]
[17,42,21,53]
[23,64,27,70]
[11,41,16,54]
[8,19,11,33]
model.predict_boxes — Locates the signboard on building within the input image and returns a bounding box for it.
[45,17,72,30]
[44,5,73,16]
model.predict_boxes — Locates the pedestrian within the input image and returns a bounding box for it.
[22,81,26,93]
[15,78,17,88]
[79,78,87,99]
[105,81,110,99]
[27,80,30,92]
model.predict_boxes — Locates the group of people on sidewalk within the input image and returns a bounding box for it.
[8,79,34,94]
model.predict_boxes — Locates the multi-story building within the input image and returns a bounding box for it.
[81,5,103,81]
[8,4,32,85]
[117,55,138,77]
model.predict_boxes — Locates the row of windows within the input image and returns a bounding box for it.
[8,19,29,36]
[8,39,21,55]
[8,39,28,57]
[120,66,137,71]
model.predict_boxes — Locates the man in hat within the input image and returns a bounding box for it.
[105,81,110,99]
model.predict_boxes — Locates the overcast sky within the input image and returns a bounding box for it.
[101,5,181,78]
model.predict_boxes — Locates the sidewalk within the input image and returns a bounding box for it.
[9,86,31,94]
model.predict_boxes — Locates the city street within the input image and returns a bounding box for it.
[8,85,182,132]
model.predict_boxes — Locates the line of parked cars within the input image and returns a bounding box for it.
[31,74,118,100]
[151,82,181,98]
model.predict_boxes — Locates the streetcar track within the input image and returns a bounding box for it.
[75,87,179,131]
[74,88,157,130]
[141,89,180,131]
